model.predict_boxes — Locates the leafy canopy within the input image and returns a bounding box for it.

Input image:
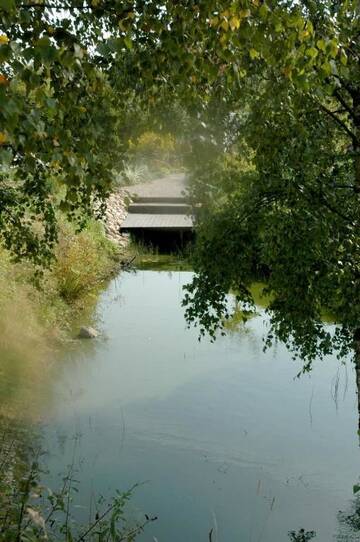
[175,0,360,365]
[1,0,360,363]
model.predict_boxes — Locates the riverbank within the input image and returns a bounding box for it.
[0,178,194,419]
[0,215,126,419]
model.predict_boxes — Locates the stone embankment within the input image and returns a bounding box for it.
[102,188,130,247]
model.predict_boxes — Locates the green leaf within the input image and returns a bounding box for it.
[124,36,133,50]
[249,48,260,60]
[327,39,339,58]
[316,39,326,51]
[320,61,332,77]
[306,47,318,59]
[259,4,269,19]
[340,51,347,65]
[0,0,15,12]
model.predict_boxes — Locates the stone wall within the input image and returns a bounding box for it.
[102,188,131,247]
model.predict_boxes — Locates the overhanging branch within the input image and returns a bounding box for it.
[317,101,358,143]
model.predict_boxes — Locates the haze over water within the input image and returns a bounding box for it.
[41,270,359,541]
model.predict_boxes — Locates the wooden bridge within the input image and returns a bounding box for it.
[120,173,194,233]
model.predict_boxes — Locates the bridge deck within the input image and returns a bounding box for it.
[120,173,194,232]
[121,213,193,230]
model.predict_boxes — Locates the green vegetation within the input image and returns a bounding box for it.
[115,130,185,186]
[136,256,192,272]
[0,217,120,419]
[172,2,360,371]
[123,131,185,183]
[128,238,193,271]
[2,0,358,366]
[0,217,120,333]
[1,1,360,538]
[54,219,119,304]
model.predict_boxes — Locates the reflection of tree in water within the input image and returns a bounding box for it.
[288,529,316,542]
[337,494,360,541]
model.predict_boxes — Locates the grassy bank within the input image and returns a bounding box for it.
[0,217,121,419]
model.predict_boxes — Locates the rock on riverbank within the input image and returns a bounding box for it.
[102,188,130,247]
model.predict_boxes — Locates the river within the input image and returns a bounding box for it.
[9,270,360,540]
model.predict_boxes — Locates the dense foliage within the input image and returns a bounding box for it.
[1,0,360,363]
[184,81,360,366]
[0,1,133,263]
[176,1,360,366]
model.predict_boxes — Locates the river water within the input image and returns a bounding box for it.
[39,270,359,541]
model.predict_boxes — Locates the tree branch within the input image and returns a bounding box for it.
[333,89,358,122]
[317,101,358,143]
[318,193,355,224]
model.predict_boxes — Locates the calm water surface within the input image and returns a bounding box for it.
[41,271,359,541]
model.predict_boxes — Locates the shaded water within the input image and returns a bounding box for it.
[19,271,360,540]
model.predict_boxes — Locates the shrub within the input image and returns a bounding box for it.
[53,219,119,303]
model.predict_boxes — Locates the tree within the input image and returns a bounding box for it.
[2,1,360,376]
[77,0,359,426]
[0,0,139,264]
[171,1,360,426]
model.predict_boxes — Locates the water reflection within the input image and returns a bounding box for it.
[35,271,359,542]
[337,495,360,541]
[0,270,358,540]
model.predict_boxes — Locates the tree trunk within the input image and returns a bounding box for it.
[352,87,360,435]
[353,331,360,436]
[355,351,360,435]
